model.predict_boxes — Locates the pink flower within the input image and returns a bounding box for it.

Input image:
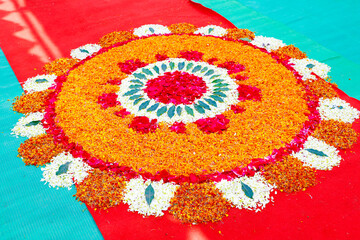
[231,105,246,114]
[237,84,262,101]
[129,116,158,134]
[195,114,230,134]
[169,122,187,133]
[179,50,204,61]
[114,109,131,118]
[218,61,245,74]
[155,54,169,61]
[118,59,148,74]
[98,93,119,109]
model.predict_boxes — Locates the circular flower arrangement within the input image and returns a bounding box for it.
[12,23,360,224]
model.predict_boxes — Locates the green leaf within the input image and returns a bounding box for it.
[147,103,160,112]
[161,63,167,72]
[213,91,227,98]
[35,78,48,83]
[129,84,143,89]
[56,162,71,176]
[25,120,41,127]
[167,105,176,118]
[142,69,153,76]
[204,98,217,107]
[133,73,147,80]
[200,67,208,73]
[169,62,175,70]
[130,79,144,85]
[186,63,194,71]
[240,38,251,42]
[330,105,344,109]
[185,106,194,116]
[192,65,202,73]
[176,106,182,116]
[306,63,315,69]
[157,106,167,116]
[208,28,214,34]
[139,100,150,110]
[305,148,328,157]
[211,79,224,84]
[149,27,155,33]
[215,87,230,92]
[123,89,140,96]
[194,104,205,114]
[204,69,214,76]
[210,74,221,80]
[134,98,144,105]
[129,94,142,100]
[198,101,211,110]
[79,49,89,54]
[210,95,224,103]
[153,66,160,74]
[241,181,254,199]
[178,62,185,70]
[145,184,155,206]
[214,83,230,88]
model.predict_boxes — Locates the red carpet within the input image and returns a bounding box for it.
[1,0,359,239]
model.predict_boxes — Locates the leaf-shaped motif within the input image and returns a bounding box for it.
[210,95,224,103]
[214,83,230,88]
[213,91,227,98]
[186,63,194,71]
[306,63,315,69]
[241,181,254,199]
[240,38,251,42]
[204,98,217,107]
[147,103,160,112]
[305,148,328,157]
[56,162,71,176]
[123,89,140,96]
[208,28,214,34]
[200,67,208,73]
[161,63,167,72]
[145,184,155,206]
[129,84,143,89]
[130,80,144,85]
[129,94,142,100]
[192,65,202,73]
[157,106,167,117]
[142,69,153,76]
[169,62,175,70]
[211,79,224,84]
[198,101,211,110]
[133,73,147,80]
[25,120,41,127]
[176,106,182,116]
[194,104,205,114]
[139,100,150,110]
[330,105,344,110]
[149,27,155,33]
[167,105,176,118]
[153,66,160,74]
[79,49,90,54]
[134,98,144,105]
[204,69,214,76]
[215,87,230,92]
[210,74,221,80]
[178,62,185,70]
[35,78,48,83]
[185,106,194,116]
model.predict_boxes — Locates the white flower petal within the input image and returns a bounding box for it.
[23,74,57,93]
[133,24,171,37]
[70,44,101,60]
[194,25,227,37]
[11,112,46,138]
[289,58,331,81]
[251,36,285,52]
[318,97,360,123]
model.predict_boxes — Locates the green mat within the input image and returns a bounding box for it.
[195,0,360,100]
[0,49,103,240]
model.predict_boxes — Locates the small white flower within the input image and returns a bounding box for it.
[133,24,171,37]
[23,74,57,93]
[194,25,227,37]
[123,177,178,216]
[318,97,360,123]
[292,136,341,170]
[12,112,46,138]
[216,172,275,211]
[70,44,101,60]
[289,58,331,81]
[251,36,286,52]
[41,152,92,189]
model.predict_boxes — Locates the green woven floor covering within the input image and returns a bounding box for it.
[194,0,360,100]
[0,49,103,240]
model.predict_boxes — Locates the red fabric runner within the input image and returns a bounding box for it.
[1,0,359,239]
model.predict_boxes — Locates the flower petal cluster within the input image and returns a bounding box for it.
[129,116,158,133]
[23,74,57,93]
[195,114,230,134]
[318,97,360,123]
[12,112,46,138]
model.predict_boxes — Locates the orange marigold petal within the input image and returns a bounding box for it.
[263,156,317,193]
[43,58,79,76]
[18,134,64,166]
[307,78,339,99]
[13,89,54,114]
[168,23,197,34]
[225,28,255,40]
[273,45,307,61]
[99,31,136,48]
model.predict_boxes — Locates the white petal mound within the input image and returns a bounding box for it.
[216,173,275,212]
[70,44,102,60]
[133,24,171,37]
[318,97,360,123]
[292,136,342,170]
[123,178,178,216]
[289,58,331,81]
[23,74,57,93]
[194,25,227,37]
[41,152,92,189]
[250,36,286,52]
[11,112,46,138]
